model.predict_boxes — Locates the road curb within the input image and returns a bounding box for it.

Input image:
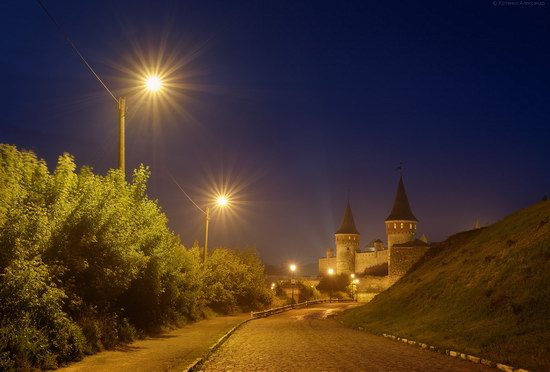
[184,317,253,372]
[379,333,529,372]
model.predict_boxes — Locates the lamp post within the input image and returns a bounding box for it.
[327,268,334,302]
[203,207,210,263]
[118,75,163,176]
[118,96,126,175]
[202,195,229,263]
[289,263,297,305]
[353,278,359,301]
[349,273,355,299]
[170,176,231,264]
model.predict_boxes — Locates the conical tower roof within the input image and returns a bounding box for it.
[385,176,417,221]
[336,202,360,234]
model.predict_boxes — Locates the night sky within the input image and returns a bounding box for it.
[1,1,549,270]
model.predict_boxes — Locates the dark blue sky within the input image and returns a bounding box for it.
[1,1,549,268]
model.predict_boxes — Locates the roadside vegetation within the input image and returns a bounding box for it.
[340,201,550,371]
[0,145,272,371]
[273,280,322,305]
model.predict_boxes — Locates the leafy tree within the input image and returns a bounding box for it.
[0,145,272,368]
[203,247,272,313]
[0,258,85,370]
[316,273,350,294]
[0,145,50,270]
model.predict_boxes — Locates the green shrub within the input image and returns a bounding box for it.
[316,273,350,294]
[203,247,272,313]
[298,282,321,302]
[0,258,85,369]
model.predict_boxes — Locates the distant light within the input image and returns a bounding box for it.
[328,268,334,276]
[216,195,229,207]
[145,75,162,92]
[290,264,297,272]
[350,273,355,279]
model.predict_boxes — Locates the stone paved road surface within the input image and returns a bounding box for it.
[202,303,493,372]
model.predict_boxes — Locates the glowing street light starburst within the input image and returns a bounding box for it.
[145,75,162,92]
[216,195,229,207]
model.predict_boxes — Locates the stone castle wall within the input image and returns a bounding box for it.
[318,257,336,275]
[389,246,430,277]
[354,250,388,273]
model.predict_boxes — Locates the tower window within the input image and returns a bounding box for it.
[394,223,396,229]
[410,224,412,229]
[400,223,403,228]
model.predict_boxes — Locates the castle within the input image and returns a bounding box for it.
[319,175,430,278]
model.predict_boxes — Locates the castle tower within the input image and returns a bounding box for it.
[335,202,360,275]
[385,176,417,249]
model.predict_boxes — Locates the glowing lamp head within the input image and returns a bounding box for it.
[145,75,162,92]
[290,264,297,272]
[216,195,229,207]
[328,268,334,276]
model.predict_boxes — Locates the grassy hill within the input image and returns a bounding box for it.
[340,201,550,371]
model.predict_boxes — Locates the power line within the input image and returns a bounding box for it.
[169,173,206,215]
[35,0,118,104]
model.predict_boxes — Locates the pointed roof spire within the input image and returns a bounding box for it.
[336,202,360,234]
[385,175,417,221]
[474,219,481,229]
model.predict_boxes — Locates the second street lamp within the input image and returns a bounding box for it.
[203,195,231,263]
[170,176,231,264]
[289,264,297,305]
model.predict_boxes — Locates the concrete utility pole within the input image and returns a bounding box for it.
[118,96,126,175]
[203,207,210,263]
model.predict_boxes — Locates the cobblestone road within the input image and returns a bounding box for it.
[202,303,493,372]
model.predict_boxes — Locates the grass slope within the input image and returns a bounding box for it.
[340,201,550,371]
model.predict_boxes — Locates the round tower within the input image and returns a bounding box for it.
[335,202,360,275]
[385,175,417,249]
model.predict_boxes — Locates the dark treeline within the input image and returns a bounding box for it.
[0,145,272,370]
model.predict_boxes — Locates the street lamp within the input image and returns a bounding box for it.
[203,194,230,263]
[289,263,297,305]
[118,75,163,176]
[353,278,359,301]
[350,273,355,300]
[145,75,162,92]
[327,268,334,302]
[170,176,232,264]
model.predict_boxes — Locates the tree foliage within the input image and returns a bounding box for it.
[0,145,272,369]
[316,273,350,295]
[203,247,272,313]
